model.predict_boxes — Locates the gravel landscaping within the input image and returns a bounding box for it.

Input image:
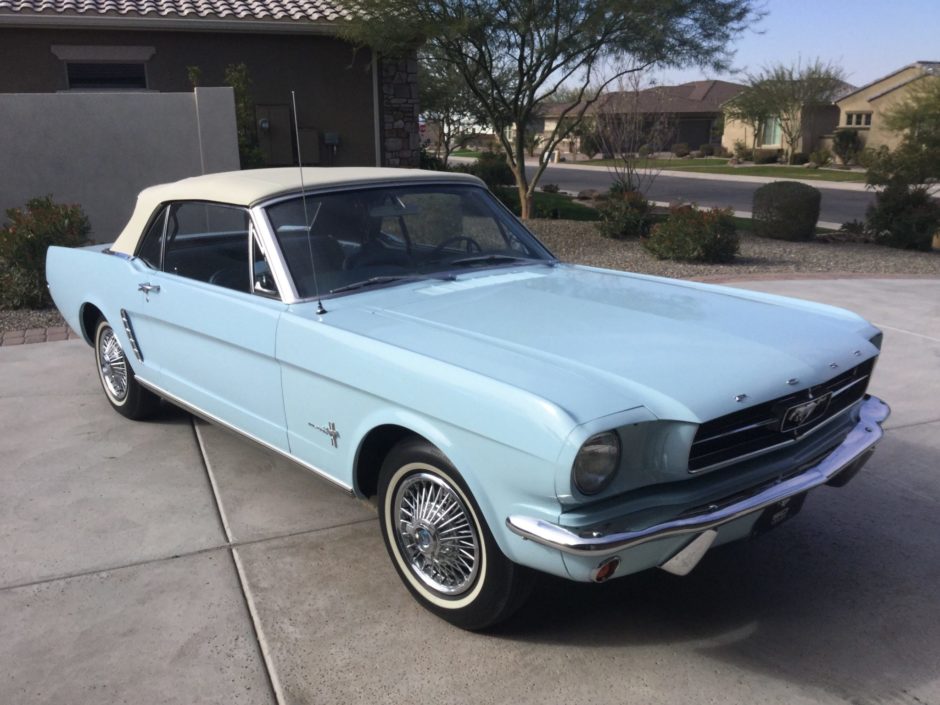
[3,222,939,335]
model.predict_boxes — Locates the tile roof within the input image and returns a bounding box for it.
[0,0,352,23]
[542,80,747,118]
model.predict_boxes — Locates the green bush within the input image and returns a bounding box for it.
[672,142,690,157]
[732,139,750,160]
[753,148,780,164]
[791,151,809,165]
[809,147,832,167]
[699,143,716,156]
[637,144,653,157]
[644,206,739,262]
[419,147,446,171]
[866,183,940,251]
[541,183,560,194]
[0,196,91,309]
[689,150,704,159]
[455,152,514,189]
[832,129,862,166]
[596,191,653,239]
[752,181,821,241]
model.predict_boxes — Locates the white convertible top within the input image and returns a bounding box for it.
[110,167,483,255]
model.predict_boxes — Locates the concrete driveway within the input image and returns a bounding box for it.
[2,278,938,705]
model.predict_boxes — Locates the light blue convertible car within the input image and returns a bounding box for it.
[47,167,889,629]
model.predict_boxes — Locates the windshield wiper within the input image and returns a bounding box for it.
[329,273,456,295]
[447,254,552,268]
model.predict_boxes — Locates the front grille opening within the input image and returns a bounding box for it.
[689,358,874,472]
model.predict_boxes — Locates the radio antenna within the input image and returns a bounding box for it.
[291,90,326,315]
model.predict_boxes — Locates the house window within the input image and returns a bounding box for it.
[761,116,782,146]
[66,63,147,90]
[845,112,872,128]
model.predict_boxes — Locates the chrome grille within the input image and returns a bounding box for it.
[689,358,875,472]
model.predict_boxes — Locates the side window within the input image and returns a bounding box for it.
[136,206,167,269]
[163,202,251,292]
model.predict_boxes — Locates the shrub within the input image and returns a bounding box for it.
[753,148,780,164]
[0,196,91,309]
[809,147,832,167]
[541,183,560,194]
[672,142,690,157]
[791,151,810,165]
[455,152,514,189]
[732,139,750,160]
[832,129,862,166]
[866,183,940,251]
[644,206,739,262]
[637,144,653,157]
[608,175,638,197]
[752,181,821,241]
[596,191,653,239]
[578,132,603,158]
[419,147,446,171]
[699,143,716,156]
[689,150,704,159]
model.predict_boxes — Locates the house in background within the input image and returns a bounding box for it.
[0,0,418,168]
[0,0,420,239]
[720,81,855,158]
[833,61,940,151]
[537,80,745,155]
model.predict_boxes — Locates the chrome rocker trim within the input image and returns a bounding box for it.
[507,395,890,557]
[135,376,355,495]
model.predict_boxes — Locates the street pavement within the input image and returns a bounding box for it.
[526,163,877,224]
[2,278,939,705]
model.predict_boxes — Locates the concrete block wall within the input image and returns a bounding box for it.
[0,87,238,242]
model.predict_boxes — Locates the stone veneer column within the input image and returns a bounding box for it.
[379,55,420,167]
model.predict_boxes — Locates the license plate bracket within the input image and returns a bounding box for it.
[751,492,807,538]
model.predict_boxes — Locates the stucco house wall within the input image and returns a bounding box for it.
[0,27,381,168]
[836,63,938,151]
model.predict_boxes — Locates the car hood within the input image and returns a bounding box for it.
[320,265,880,425]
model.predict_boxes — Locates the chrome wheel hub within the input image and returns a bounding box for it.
[393,472,480,596]
[98,327,128,401]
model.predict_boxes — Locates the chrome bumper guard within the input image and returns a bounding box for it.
[507,395,890,557]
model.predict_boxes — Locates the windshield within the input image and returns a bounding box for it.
[264,183,555,299]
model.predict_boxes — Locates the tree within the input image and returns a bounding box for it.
[740,59,846,164]
[594,71,674,195]
[866,74,940,188]
[419,55,481,165]
[723,85,771,149]
[340,0,758,218]
[863,75,940,250]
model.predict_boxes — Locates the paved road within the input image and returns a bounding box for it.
[528,164,877,224]
[3,279,939,705]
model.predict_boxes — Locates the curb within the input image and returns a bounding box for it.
[0,326,80,346]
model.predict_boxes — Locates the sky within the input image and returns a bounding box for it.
[653,0,940,89]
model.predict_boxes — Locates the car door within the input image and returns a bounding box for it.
[123,201,290,451]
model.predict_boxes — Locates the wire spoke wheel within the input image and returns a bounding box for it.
[98,326,128,401]
[393,472,480,596]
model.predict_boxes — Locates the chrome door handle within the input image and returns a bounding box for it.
[138,282,160,294]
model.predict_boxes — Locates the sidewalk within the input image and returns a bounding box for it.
[450,154,872,191]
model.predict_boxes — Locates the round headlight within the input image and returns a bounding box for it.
[572,431,621,495]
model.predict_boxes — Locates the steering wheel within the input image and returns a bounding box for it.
[428,236,483,259]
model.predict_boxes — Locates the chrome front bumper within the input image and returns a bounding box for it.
[507,395,890,558]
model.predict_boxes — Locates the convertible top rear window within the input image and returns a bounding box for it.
[264,184,554,299]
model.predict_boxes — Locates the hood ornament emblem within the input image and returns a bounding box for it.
[786,378,799,386]
[310,421,340,448]
[734,394,748,403]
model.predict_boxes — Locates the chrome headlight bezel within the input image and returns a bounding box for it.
[572,431,622,495]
